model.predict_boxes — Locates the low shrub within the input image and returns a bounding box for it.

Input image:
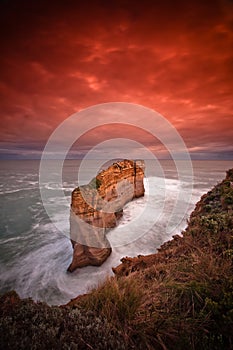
[0,292,126,350]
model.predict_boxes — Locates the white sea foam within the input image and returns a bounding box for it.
[1,160,231,305]
[1,175,197,305]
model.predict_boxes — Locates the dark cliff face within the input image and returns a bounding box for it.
[68,159,145,272]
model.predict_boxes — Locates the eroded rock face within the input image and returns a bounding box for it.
[68,159,145,272]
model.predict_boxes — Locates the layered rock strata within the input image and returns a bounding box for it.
[68,159,145,272]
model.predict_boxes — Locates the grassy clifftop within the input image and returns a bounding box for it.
[1,169,233,349]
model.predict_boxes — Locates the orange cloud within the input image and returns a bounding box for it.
[0,0,232,158]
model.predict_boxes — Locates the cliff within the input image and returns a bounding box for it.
[68,159,145,272]
[68,168,233,349]
[112,168,233,277]
[1,169,232,350]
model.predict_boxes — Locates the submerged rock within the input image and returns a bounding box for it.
[68,159,145,272]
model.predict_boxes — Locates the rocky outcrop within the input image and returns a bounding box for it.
[68,159,145,272]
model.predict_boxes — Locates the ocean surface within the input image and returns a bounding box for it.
[0,160,232,305]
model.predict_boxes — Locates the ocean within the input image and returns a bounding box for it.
[0,160,232,305]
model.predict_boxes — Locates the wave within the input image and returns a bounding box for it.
[0,174,208,305]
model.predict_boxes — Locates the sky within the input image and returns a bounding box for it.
[0,0,233,159]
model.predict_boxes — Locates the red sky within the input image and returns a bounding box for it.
[0,0,233,159]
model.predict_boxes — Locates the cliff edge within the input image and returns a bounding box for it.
[68,168,233,349]
[68,159,145,272]
[112,168,233,277]
[1,169,232,350]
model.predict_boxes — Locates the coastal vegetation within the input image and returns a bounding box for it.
[0,170,232,349]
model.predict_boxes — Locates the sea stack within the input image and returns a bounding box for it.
[68,159,145,272]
